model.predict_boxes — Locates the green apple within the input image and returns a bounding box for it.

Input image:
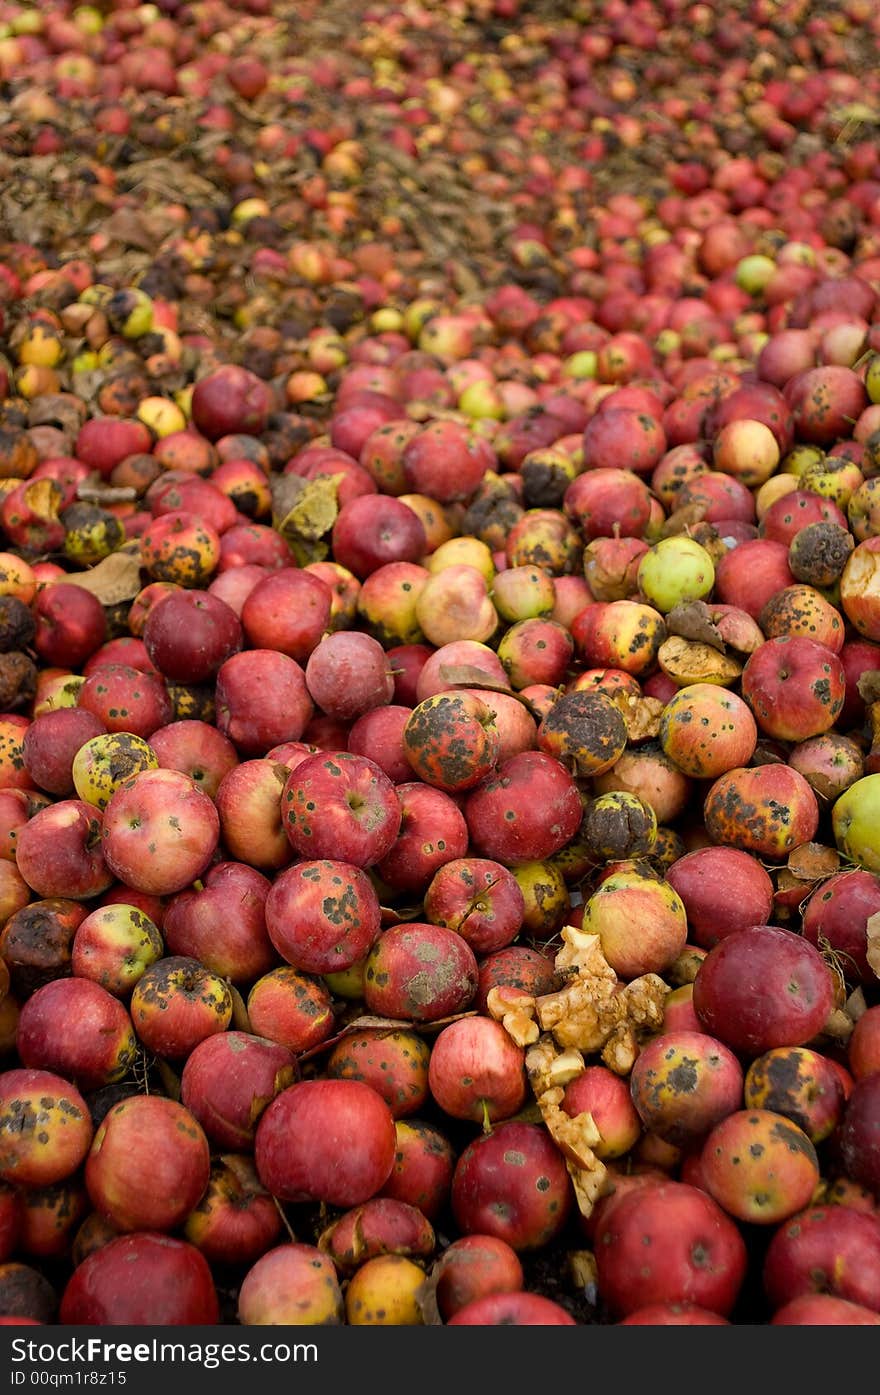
[637,536,715,613]
[72,732,159,811]
[832,773,880,872]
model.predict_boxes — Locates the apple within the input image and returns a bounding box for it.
[255,1079,397,1207]
[594,1181,747,1317]
[101,768,220,896]
[16,978,136,1091]
[163,861,276,982]
[0,1068,93,1188]
[130,954,232,1059]
[60,1233,219,1325]
[282,750,401,867]
[179,1031,297,1151]
[214,649,314,756]
[142,588,243,682]
[237,1243,344,1326]
[15,799,113,901]
[70,901,163,998]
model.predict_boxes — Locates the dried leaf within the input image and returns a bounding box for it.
[787,842,841,881]
[845,986,868,1022]
[298,1010,478,1063]
[415,1269,444,1327]
[867,911,880,980]
[437,665,544,719]
[665,600,726,653]
[227,983,252,1034]
[857,670,880,706]
[273,473,340,565]
[62,543,143,605]
[569,1251,599,1305]
[661,502,708,536]
[658,635,742,687]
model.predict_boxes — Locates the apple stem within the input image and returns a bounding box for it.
[480,1098,493,1135]
[272,1195,298,1244]
[192,879,205,892]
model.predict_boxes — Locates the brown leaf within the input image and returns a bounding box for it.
[857,670,880,706]
[438,665,545,719]
[866,911,880,980]
[61,543,143,605]
[415,1266,444,1327]
[227,983,252,1034]
[297,1011,478,1063]
[665,600,726,653]
[661,502,708,536]
[787,842,840,881]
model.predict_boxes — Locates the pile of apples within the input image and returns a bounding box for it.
[2,0,880,1329]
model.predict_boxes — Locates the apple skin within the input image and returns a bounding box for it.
[659,683,757,780]
[698,1109,821,1226]
[434,1234,524,1321]
[60,1232,219,1325]
[0,1068,94,1189]
[423,856,525,954]
[16,978,137,1092]
[255,1079,397,1207]
[85,1094,211,1233]
[692,924,836,1056]
[331,494,427,579]
[15,799,113,901]
[76,663,174,740]
[130,955,232,1059]
[240,567,332,661]
[427,1017,527,1125]
[71,732,159,813]
[665,846,774,949]
[214,649,314,757]
[801,869,880,987]
[32,583,107,669]
[450,1120,573,1252]
[70,901,164,998]
[237,1243,344,1326]
[101,768,220,896]
[142,588,243,683]
[21,708,107,798]
[179,1031,297,1151]
[363,922,478,1023]
[463,750,583,866]
[282,750,402,868]
[191,363,274,440]
[594,1181,747,1318]
[740,635,846,742]
[214,758,293,872]
[305,631,395,721]
[703,764,819,860]
[838,1074,880,1198]
[265,857,381,974]
[832,774,880,874]
[147,719,239,799]
[772,1295,880,1325]
[163,861,276,982]
[629,1030,744,1148]
[183,1155,282,1268]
